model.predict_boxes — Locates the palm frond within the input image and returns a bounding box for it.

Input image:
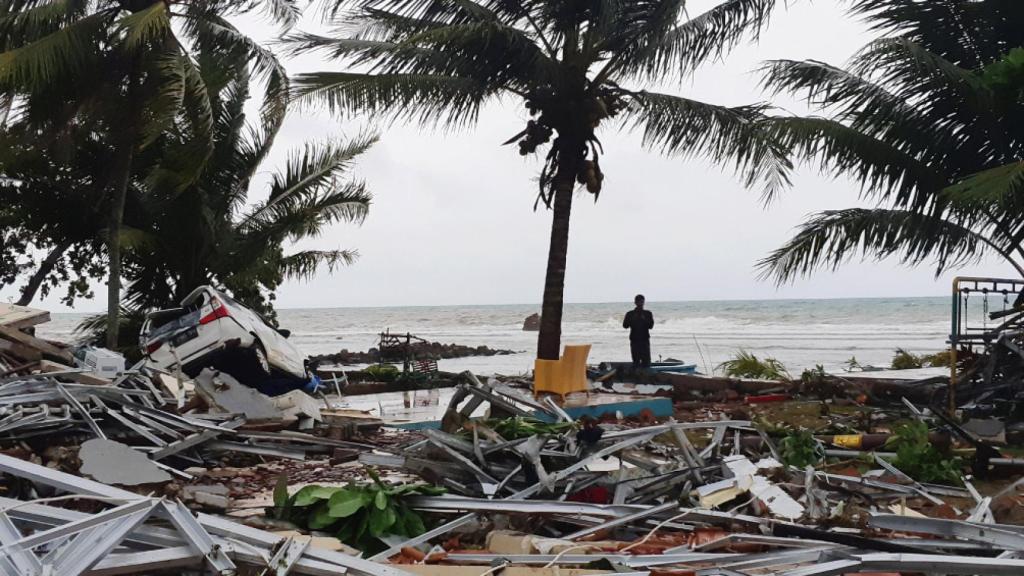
[292,70,495,128]
[139,51,185,148]
[256,0,301,30]
[0,11,106,91]
[759,59,927,131]
[758,207,994,284]
[0,0,90,43]
[312,180,372,225]
[287,14,554,89]
[117,1,170,52]
[397,20,554,84]
[141,55,215,195]
[244,133,377,227]
[279,249,359,280]
[766,116,949,209]
[611,0,777,81]
[943,160,1024,209]
[849,0,1021,69]
[244,180,372,243]
[282,32,399,59]
[852,37,988,100]
[191,16,289,125]
[324,0,497,26]
[758,57,979,174]
[624,91,792,200]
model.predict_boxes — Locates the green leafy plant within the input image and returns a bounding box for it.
[983,47,1024,94]
[473,417,576,440]
[779,430,822,469]
[921,350,954,368]
[365,364,401,382]
[718,350,789,380]
[800,365,828,384]
[885,421,963,486]
[843,356,862,372]
[890,348,924,370]
[268,470,444,552]
[891,348,953,369]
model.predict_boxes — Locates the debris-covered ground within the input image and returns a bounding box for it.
[3,302,1024,576]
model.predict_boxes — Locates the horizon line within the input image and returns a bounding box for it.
[47,293,953,314]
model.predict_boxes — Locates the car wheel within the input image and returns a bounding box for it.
[250,341,272,378]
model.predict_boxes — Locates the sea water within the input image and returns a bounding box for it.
[39,296,983,376]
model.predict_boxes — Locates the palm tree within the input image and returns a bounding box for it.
[758,0,1024,282]
[288,0,789,360]
[0,0,291,346]
[123,63,374,326]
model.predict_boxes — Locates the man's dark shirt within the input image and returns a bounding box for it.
[623,309,654,341]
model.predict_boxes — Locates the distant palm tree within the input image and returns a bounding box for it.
[288,0,789,360]
[758,0,1024,281]
[0,0,291,346]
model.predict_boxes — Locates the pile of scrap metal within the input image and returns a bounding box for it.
[0,367,367,484]
[2,304,1024,575]
[0,452,413,576]
[0,304,375,492]
[322,383,1022,575]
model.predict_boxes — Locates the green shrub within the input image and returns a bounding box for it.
[892,349,953,370]
[885,421,962,486]
[800,365,827,385]
[779,430,822,469]
[472,417,576,439]
[890,348,924,370]
[365,364,401,382]
[921,350,953,368]
[718,350,789,380]
[268,470,444,552]
[843,356,861,372]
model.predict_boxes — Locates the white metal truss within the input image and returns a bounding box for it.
[0,453,415,576]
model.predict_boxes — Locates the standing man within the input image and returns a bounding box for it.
[623,294,654,369]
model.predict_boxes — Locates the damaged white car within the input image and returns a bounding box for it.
[140,286,308,382]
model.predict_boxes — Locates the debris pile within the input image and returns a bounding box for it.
[1,302,1024,575]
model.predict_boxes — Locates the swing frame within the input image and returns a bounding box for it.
[950,277,1024,414]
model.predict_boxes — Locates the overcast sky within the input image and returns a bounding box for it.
[7,1,1019,312]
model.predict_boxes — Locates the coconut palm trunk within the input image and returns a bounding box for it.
[106,128,136,349]
[537,165,577,360]
[288,0,788,362]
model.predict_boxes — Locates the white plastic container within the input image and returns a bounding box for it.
[73,347,126,379]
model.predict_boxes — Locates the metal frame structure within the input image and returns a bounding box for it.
[950,276,1024,413]
[0,453,416,576]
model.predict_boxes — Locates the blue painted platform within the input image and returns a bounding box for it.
[386,393,673,430]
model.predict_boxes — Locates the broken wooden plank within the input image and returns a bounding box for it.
[0,338,43,362]
[0,303,50,330]
[0,326,73,364]
[37,360,112,386]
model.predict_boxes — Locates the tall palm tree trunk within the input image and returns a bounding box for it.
[537,159,578,360]
[106,141,134,348]
[16,239,74,306]
[106,63,140,349]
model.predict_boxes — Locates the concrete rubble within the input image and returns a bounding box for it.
[1,304,1024,575]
